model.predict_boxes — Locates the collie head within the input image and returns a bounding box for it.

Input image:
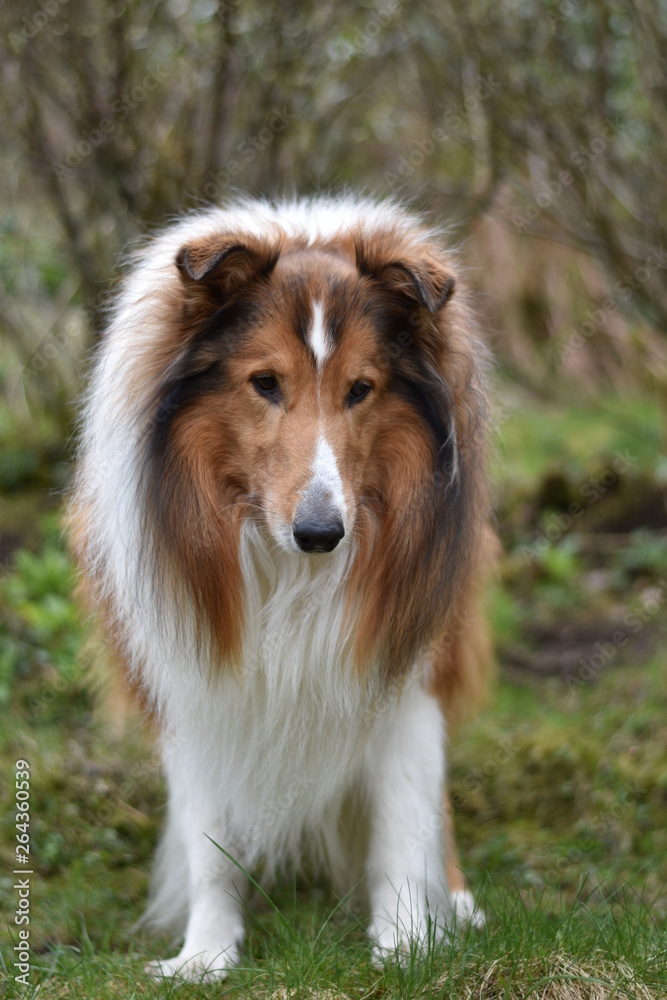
[73,196,490,686]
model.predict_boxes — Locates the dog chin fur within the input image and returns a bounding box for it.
[71,194,493,981]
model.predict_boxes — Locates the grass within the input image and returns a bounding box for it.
[0,388,666,997]
[2,886,665,998]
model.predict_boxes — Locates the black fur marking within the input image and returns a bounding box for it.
[324,280,351,348]
[437,275,456,309]
[279,276,315,352]
[362,293,458,475]
[389,264,455,312]
[148,297,258,462]
[294,297,312,350]
[389,365,456,474]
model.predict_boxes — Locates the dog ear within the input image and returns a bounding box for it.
[355,235,456,312]
[176,234,281,298]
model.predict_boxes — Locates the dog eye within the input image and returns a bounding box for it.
[252,374,280,400]
[347,381,372,406]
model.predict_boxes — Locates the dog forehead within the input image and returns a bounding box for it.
[271,246,360,316]
[260,256,372,371]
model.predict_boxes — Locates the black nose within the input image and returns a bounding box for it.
[293,518,345,553]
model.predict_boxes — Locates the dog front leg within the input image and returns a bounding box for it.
[363,684,451,960]
[145,749,246,982]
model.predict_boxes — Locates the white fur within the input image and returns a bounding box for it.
[309,435,346,513]
[309,299,329,367]
[272,434,348,553]
[295,433,348,532]
[73,196,472,981]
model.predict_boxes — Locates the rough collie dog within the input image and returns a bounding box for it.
[70,195,496,981]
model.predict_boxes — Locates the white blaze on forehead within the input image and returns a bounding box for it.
[309,434,347,516]
[308,300,329,368]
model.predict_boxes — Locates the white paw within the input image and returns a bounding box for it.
[145,945,239,982]
[369,929,410,967]
[368,891,484,964]
[368,912,447,966]
[450,889,485,929]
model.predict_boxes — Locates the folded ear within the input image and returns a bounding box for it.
[176,233,281,298]
[355,235,456,312]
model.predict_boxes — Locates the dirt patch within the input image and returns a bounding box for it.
[502,618,662,678]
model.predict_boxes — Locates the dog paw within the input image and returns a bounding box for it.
[368,892,483,966]
[368,913,447,967]
[368,925,409,967]
[144,945,238,982]
[450,889,485,929]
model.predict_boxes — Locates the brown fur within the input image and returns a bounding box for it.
[442,785,467,894]
[68,507,152,728]
[428,524,500,729]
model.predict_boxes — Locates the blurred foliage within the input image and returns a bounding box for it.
[0,514,84,706]
[0,0,666,425]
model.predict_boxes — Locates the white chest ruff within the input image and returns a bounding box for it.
[158,524,385,870]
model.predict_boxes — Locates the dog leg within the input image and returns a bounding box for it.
[442,785,485,927]
[363,684,450,961]
[145,751,246,982]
